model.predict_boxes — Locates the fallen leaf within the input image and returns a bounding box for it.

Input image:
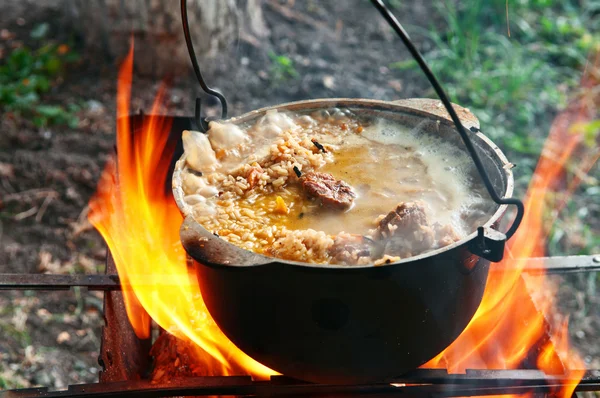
[38,251,63,273]
[0,29,16,40]
[36,308,52,321]
[388,79,403,92]
[57,331,71,344]
[0,162,14,179]
[323,75,335,89]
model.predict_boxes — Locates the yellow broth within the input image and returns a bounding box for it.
[237,138,462,236]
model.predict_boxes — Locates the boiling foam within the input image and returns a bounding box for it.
[362,118,490,236]
[182,110,495,239]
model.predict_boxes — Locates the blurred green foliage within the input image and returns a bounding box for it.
[392,0,599,179]
[571,119,600,148]
[268,50,299,83]
[0,374,24,390]
[392,0,600,256]
[0,23,80,128]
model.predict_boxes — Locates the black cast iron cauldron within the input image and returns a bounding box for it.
[172,98,516,384]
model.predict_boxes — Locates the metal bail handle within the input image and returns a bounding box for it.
[370,0,524,242]
[181,0,228,132]
[179,0,524,243]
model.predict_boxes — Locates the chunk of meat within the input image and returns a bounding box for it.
[375,201,435,257]
[376,202,428,238]
[300,171,356,210]
[329,234,374,265]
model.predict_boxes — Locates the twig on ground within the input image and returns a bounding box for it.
[35,194,54,222]
[70,205,94,238]
[5,189,58,222]
[14,206,39,221]
[4,188,58,202]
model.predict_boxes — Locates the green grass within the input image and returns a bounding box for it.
[0,23,81,128]
[0,320,32,349]
[0,374,26,390]
[392,0,599,178]
[268,51,299,84]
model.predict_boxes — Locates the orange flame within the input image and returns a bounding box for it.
[88,43,274,378]
[89,39,596,389]
[422,56,600,397]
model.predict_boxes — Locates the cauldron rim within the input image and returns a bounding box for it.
[173,98,514,269]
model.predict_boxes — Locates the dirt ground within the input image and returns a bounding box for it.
[1,0,598,390]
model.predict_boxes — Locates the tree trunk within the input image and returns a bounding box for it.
[67,0,268,77]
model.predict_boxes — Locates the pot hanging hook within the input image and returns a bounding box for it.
[181,0,228,132]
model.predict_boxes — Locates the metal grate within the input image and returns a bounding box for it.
[1,251,599,397]
[1,370,599,397]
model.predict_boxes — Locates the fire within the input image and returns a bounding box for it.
[88,38,595,390]
[422,55,600,397]
[88,43,274,378]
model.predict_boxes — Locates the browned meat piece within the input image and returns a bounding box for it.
[329,234,374,265]
[376,201,428,238]
[375,201,435,257]
[300,171,356,210]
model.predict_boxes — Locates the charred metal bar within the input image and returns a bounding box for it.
[0,273,203,291]
[1,371,598,398]
[2,255,597,291]
[397,368,600,386]
[0,274,120,291]
[491,254,600,274]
